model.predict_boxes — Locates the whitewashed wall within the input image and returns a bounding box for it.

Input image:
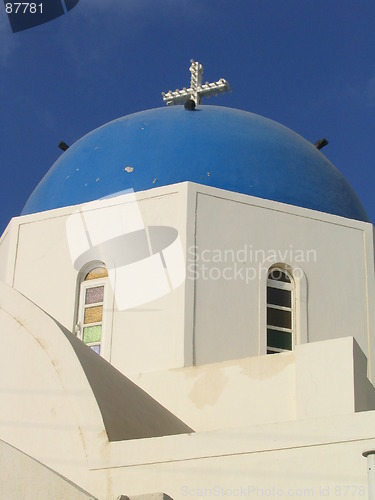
[0,182,374,380]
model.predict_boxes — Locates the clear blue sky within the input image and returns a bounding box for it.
[1,0,375,235]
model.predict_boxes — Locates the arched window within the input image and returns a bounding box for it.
[76,265,109,355]
[266,266,294,354]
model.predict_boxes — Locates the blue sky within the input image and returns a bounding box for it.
[1,0,375,234]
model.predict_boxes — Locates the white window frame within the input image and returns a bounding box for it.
[75,262,113,361]
[258,259,308,356]
[266,267,294,354]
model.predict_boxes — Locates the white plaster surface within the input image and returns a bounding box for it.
[0,439,97,499]
[1,183,375,498]
[1,182,374,379]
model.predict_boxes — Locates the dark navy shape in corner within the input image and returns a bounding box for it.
[4,0,79,33]
[64,0,79,11]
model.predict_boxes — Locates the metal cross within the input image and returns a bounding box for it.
[162,60,231,106]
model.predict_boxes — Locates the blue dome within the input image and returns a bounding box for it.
[22,106,369,222]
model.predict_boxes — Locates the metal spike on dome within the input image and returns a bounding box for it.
[58,141,69,151]
[314,138,329,150]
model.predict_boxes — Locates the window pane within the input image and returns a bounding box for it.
[268,269,291,283]
[267,307,291,329]
[85,286,104,305]
[267,329,292,350]
[267,287,291,308]
[85,267,108,280]
[83,325,102,344]
[84,306,103,324]
[90,345,101,355]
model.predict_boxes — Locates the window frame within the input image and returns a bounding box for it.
[266,267,294,354]
[75,262,113,361]
[259,260,308,356]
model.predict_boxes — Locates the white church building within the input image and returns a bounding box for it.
[1,62,375,499]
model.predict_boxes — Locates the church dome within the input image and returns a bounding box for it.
[22,105,369,222]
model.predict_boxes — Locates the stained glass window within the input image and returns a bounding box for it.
[84,305,103,324]
[83,325,102,344]
[90,345,101,355]
[76,265,108,356]
[85,286,104,304]
[85,267,108,280]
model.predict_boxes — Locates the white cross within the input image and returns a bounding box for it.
[162,60,231,106]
